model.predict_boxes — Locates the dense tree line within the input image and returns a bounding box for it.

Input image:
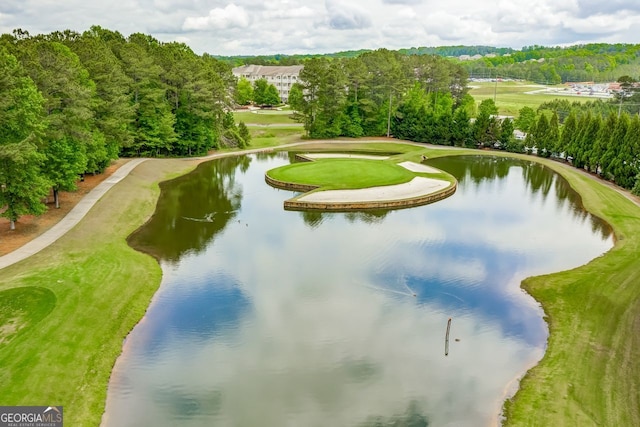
[291,49,519,151]
[399,46,515,57]
[471,99,640,193]
[525,75,640,193]
[214,50,369,67]
[516,105,640,193]
[463,44,640,84]
[0,27,243,228]
[218,43,640,86]
[291,49,471,140]
[530,109,639,191]
[235,77,281,106]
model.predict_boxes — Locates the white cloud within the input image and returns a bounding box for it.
[383,0,423,4]
[424,11,492,42]
[263,6,315,20]
[1,0,640,55]
[396,7,417,19]
[562,11,637,34]
[576,0,640,16]
[325,0,372,30]
[183,4,250,31]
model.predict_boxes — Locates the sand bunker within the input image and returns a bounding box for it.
[297,177,451,203]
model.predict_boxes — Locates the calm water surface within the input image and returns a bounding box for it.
[104,154,612,427]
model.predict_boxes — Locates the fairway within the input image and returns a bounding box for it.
[233,109,305,149]
[0,287,56,346]
[249,126,304,149]
[233,110,299,125]
[469,81,591,116]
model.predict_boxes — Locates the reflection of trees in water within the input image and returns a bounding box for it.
[301,211,324,228]
[128,155,250,263]
[427,155,612,239]
[344,210,389,224]
[429,156,512,187]
[287,151,299,163]
[359,401,429,427]
[254,151,289,162]
[522,162,553,198]
[300,210,390,228]
[522,161,611,238]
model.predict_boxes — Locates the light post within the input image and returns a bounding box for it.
[618,88,625,118]
[387,90,392,138]
[386,85,401,138]
[0,183,10,231]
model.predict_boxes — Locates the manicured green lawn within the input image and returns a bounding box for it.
[249,126,304,149]
[267,158,417,190]
[0,287,56,346]
[0,141,638,427]
[0,159,196,426]
[469,81,591,116]
[233,110,298,125]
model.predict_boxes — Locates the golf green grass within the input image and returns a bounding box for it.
[266,158,417,190]
[0,141,638,426]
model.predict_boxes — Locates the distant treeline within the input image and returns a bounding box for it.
[0,26,244,228]
[464,44,640,84]
[218,43,640,85]
[213,45,516,65]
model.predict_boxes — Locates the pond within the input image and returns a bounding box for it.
[103,153,613,427]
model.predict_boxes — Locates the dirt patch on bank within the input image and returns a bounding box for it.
[0,160,128,256]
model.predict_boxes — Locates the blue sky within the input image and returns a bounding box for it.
[1,0,639,55]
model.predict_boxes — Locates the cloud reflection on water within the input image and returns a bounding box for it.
[105,154,612,427]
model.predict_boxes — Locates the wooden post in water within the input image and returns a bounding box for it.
[445,317,452,356]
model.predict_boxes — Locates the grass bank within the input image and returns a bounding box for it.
[498,155,640,426]
[0,159,199,426]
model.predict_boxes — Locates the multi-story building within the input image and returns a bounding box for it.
[232,64,304,103]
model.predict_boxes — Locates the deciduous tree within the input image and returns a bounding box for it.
[235,77,253,105]
[0,47,49,228]
[15,40,94,207]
